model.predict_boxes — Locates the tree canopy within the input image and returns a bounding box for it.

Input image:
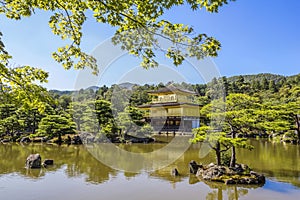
[192,93,257,166]
[1,0,234,84]
[192,73,300,165]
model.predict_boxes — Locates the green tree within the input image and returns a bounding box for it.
[1,32,53,110]
[260,100,300,143]
[68,101,86,131]
[129,85,152,106]
[0,65,53,109]
[58,95,72,111]
[224,94,259,166]
[95,99,114,126]
[229,81,238,94]
[116,106,146,136]
[0,82,55,138]
[16,107,42,134]
[110,85,131,112]
[81,101,100,134]
[69,99,118,137]
[37,114,76,143]
[206,77,226,100]
[251,80,261,93]
[96,85,109,99]
[193,126,230,166]
[221,76,229,97]
[194,83,207,96]
[268,80,278,93]
[261,77,269,90]
[193,94,256,166]
[0,104,24,138]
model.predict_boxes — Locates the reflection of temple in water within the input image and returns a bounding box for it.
[1,141,300,200]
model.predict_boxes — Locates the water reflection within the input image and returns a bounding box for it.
[0,144,117,184]
[0,139,300,200]
[85,136,194,172]
[237,139,300,187]
[204,182,249,200]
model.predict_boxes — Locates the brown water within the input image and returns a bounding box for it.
[0,139,300,200]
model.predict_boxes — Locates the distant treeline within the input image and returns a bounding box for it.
[0,73,299,143]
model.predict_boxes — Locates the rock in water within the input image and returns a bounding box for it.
[171,168,179,176]
[198,165,226,180]
[189,160,202,174]
[26,154,42,169]
[250,171,266,184]
[20,137,31,143]
[42,159,54,167]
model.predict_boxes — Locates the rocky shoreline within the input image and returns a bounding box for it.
[0,133,155,145]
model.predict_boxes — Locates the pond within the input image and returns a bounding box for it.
[0,138,300,200]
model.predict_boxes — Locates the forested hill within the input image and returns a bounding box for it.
[227,73,285,83]
[49,73,300,98]
[226,73,300,86]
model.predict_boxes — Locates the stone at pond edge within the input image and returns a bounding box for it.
[196,165,226,180]
[72,135,83,144]
[225,179,236,185]
[42,159,54,167]
[26,154,42,169]
[189,160,202,174]
[124,134,155,143]
[171,168,179,176]
[31,137,48,143]
[250,171,266,184]
[1,139,10,143]
[20,137,31,143]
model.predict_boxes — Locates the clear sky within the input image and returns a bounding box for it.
[1,0,300,90]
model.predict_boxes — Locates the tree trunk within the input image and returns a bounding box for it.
[218,188,223,200]
[230,131,236,167]
[76,121,81,131]
[32,109,37,134]
[234,186,238,200]
[215,141,221,165]
[58,132,62,145]
[295,114,300,143]
[230,146,236,167]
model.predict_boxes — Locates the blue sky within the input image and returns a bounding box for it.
[1,0,300,90]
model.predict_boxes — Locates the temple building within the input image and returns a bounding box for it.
[138,86,200,134]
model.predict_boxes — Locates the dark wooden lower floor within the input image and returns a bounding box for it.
[145,116,200,133]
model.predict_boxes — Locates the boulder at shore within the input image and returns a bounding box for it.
[42,159,54,167]
[192,161,265,185]
[171,168,179,176]
[26,154,42,169]
[189,160,202,174]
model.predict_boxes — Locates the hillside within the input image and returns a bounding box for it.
[48,73,300,96]
[227,73,286,83]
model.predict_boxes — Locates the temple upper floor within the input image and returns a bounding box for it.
[148,86,197,104]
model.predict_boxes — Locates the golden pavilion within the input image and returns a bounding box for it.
[138,86,200,134]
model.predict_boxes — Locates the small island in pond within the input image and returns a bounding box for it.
[189,161,265,185]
